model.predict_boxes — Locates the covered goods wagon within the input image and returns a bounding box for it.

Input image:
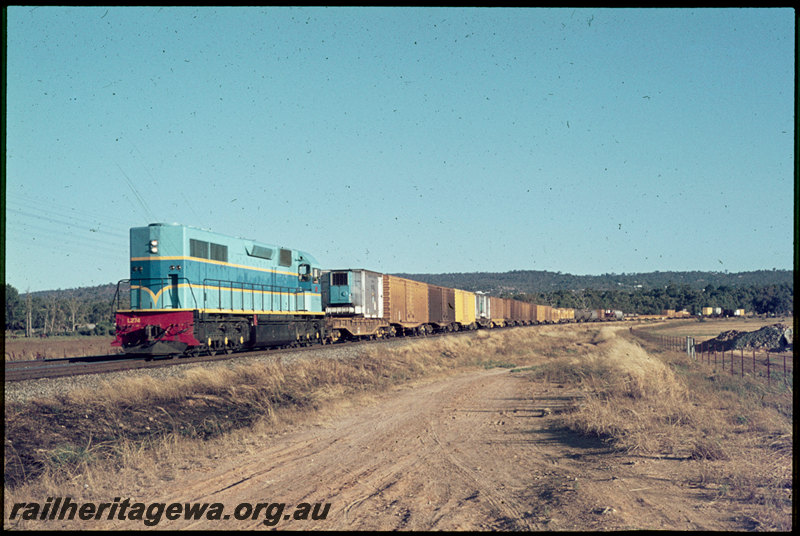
[428,285,456,329]
[384,275,430,332]
[489,296,508,327]
[454,289,477,329]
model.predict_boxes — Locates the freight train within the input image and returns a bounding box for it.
[112,224,623,356]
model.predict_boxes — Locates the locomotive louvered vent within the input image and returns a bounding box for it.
[210,243,228,262]
[248,245,273,260]
[332,272,348,286]
[279,248,292,267]
[190,239,209,259]
[190,239,228,262]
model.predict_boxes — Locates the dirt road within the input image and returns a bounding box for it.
[78,366,730,531]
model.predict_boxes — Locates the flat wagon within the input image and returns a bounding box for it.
[321,269,390,340]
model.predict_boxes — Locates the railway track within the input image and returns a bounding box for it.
[3,326,496,383]
[6,356,105,382]
[5,353,185,382]
[3,345,325,383]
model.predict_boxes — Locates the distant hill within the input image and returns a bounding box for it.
[29,283,119,301]
[392,269,794,295]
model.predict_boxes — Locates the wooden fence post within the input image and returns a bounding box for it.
[783,352,787,384]
[767,350,771,386]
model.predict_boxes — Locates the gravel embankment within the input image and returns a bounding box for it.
[699,323,794,353]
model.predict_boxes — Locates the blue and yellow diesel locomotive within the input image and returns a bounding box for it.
[113,223,325,355]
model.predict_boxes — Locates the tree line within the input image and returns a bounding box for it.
[4,284,117,336]
[398,269,793,295]
[510,282,794,316]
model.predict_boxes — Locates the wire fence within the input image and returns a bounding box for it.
[630,328,793,387]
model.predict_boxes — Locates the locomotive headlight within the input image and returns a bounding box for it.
[149,239,159,254]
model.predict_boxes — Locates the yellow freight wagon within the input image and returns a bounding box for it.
[560,308,575,322]
[454,288,477,328]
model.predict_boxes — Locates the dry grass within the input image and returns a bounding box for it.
[525,328,697,455]
[519,325,793,530]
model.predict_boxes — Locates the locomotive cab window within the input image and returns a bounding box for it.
[299,263,311,282]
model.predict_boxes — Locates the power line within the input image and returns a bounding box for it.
[6,192,136,228]
[7,207,127,242]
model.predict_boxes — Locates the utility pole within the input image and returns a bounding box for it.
[25,289,32,338]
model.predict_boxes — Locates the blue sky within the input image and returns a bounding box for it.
[4,7,795,292]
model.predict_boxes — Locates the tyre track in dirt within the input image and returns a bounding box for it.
[82,366,589,531]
